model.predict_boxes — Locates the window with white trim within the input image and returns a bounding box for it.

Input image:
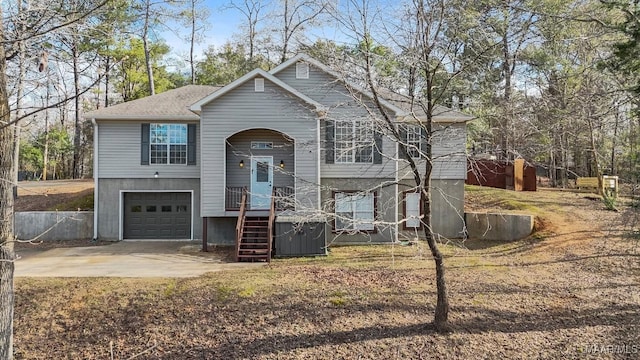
[404,192,421,229]
[335,120,374,163]
[405,125,422,158]
[334,192,375,231]
[296,61,309,79]
[255,78,264,92]
[251,141,273,150]
[150,124,187,164]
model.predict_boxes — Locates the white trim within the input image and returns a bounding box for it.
[119,190,194,241]
[224,127,298,142]
[296,62,309,79]
[92,118,99,240]
[222,128,299,214]
[293,142,298,210]
[250,156,273,210]
[254,78,264,92]
[149,123,189,165]
[251,141,273,149]
[316,118,321,210]
[190,68,326,113]
[394,134,399,243]
[90,115,200,121]
[398,115,473,124]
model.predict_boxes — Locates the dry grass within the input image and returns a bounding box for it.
[12,186,640,359]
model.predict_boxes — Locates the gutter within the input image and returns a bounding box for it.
[91,118,98,240]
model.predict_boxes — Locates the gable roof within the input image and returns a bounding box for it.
[378,89,475,123]
[85,85,221,121]
[272,53,474,123]
[271,53,406,117]
[190,68,326,113]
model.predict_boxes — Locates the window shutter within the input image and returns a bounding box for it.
[325,120,335,164]
[373,130,383,164]
[398,124,407,158]
[187,124,196,165]
[420,126,428,159]
[141,123,150,165]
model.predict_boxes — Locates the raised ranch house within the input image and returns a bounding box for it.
[85,54,472,260]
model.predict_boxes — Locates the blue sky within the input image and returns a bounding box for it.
[160,0,389,61]
[162,0,243,58]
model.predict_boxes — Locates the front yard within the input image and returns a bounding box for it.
[13,187,640,359]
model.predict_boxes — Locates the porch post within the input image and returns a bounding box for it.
[202,217,208,252]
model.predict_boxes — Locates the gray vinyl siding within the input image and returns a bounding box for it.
[320,178,396,244]
[97,120,200,178]
[225,130,295,189]
[398,122,467,180]
[200,78,319,217]
[397,179,465,240]
[96,178,201,240]
[275,64,396,178]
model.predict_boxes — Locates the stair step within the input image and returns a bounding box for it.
[237,254,270,258]
[239,249,269,254]
[239,245,269,249]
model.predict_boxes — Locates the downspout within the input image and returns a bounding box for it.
[394,119,399,243]
[316,115,321,210]
[92,118,98,240]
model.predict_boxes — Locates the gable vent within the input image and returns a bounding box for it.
[296,62,309,79]
[255,78,264,92]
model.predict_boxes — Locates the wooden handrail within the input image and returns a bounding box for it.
[235,187,247,261]
[267,187,276,263]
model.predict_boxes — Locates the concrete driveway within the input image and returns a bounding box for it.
[15,241,265,278]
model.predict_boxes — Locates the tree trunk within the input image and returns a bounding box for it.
[424,73,449,332]
[72,35,82,179]
[611,111,619,175]
[0,9,16,357]
[281,0,290,64]
[143,0,155,95]
[190,0,196,84]
[104,56,110,108]
[421,164,449,331]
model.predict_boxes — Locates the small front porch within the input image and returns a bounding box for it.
[225,186,295,212]
[225,128,296,212]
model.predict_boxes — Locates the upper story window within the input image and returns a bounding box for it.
[296,62,309,79]
[335,120,373,164]
[150,124,187,164]
[405,125,423,158]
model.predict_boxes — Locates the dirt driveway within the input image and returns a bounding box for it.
[15,241,264,278]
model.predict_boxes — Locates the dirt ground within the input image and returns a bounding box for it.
[15,179,94,211]
[11,186,640,359]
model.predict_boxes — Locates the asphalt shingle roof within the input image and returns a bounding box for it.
[84,85,221,120]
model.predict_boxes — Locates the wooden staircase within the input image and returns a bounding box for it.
[235,188,275,262]
[237,217,271,261]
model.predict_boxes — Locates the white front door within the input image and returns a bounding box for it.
[250,156,273,209]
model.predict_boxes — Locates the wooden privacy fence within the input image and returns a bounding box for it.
[467,158,537,191]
